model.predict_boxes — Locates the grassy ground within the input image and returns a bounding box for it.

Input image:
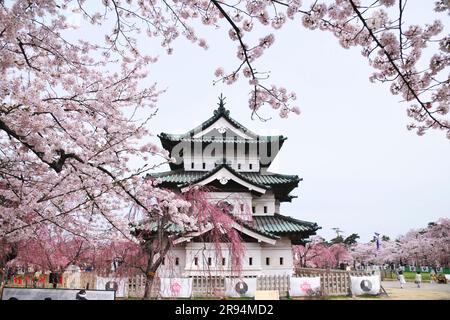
[383,271,431,282]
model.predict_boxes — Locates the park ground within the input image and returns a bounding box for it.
[325,281,450,300]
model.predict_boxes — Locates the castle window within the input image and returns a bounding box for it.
[208,257,212,266]
[161,258,165,265]
[249,164,253,170]
[202,163,206,169]
[175,257,179,266]
[249,257,253,266]
[191,162,194,169]
[194,257,198,266]
[266,257,270,266]
[240,204,244,212]
[238,163,241,170]
[252,206,255,213]
[264,206,268,213]
[222,258,226,266]
[280,257,284,265]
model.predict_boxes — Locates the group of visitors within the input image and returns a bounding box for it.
[396,270,424,289]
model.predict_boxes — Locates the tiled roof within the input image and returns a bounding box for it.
[158,134,286,144]
[135,214,318,239]
[160,101,259,139]
[252,214,319,234]
[158,100,287,144]
[151,166,301,188]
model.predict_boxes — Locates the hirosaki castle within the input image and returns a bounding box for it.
[151,97,319,277]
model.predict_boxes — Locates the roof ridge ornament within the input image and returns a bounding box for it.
[214,94,230,116]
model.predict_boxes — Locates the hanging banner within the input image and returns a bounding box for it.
[350,275,380,296]
[159,278,193,298]
[96,277,128,298]
[225,278,257,298]
[289,277,321,297]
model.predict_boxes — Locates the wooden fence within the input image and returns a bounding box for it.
[127,274,160,298]
[257,275,290,297]
[191,276,225,298]
[295,267,373,296]
[126,275,291,298]
[3,269,376,298]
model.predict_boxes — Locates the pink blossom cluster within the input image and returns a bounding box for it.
[205,0,448,135]
[293,236,353,268]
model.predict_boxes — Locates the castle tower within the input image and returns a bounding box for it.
[151,96,319,277]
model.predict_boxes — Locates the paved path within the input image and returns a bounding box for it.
[380,281,450,300]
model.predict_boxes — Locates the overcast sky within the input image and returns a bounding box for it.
[69,1,449,242]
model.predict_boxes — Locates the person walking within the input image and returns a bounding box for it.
[398,270,406,289]
[415,271,422,288]
[430,268,436,284]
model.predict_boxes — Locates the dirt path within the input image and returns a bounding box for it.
[382,288,450,300]
[380,281,450,300]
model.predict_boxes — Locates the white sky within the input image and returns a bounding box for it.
[66,1,449,242]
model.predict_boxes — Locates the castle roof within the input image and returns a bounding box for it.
[158,96,286,170]
[150,163,301,201]
[137,213,320,245]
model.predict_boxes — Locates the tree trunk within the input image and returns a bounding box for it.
[143,252,158,300]
[0,267,5,296]
[143,272,155,300]
[141,237,171,300]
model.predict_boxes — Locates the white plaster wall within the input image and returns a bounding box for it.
[182,119,260,172]
[183,242,265,277]
[184,153,260,172]
[156,247,186,278]
[171,239,294,277]
[252,191,277,215]
[200,191,279,218]
[206,192,253,220]
[260,238,294,276]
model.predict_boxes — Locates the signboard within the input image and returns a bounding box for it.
[254,290,279,300]
[225,278,257,298]
[350,275,380,296]
[1,288,115,300]
[289,277,321,297]
[159,278,193,298]
[96,277,128,298]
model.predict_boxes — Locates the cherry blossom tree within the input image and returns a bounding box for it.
[0,1,170,245]
[293,236,352,269]
[350,218,450,268]
[1,0,247,290]
[329,243,353,268]
[9,225,96,288]
[125,186,245,299]
[68,186,246,299]
[12,226,92,275]
[0,238,18,291]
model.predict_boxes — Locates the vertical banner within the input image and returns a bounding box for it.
[159,278,193,298]
[225,278,257,298]
[289,277,321,297]
[350,275,380,296]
